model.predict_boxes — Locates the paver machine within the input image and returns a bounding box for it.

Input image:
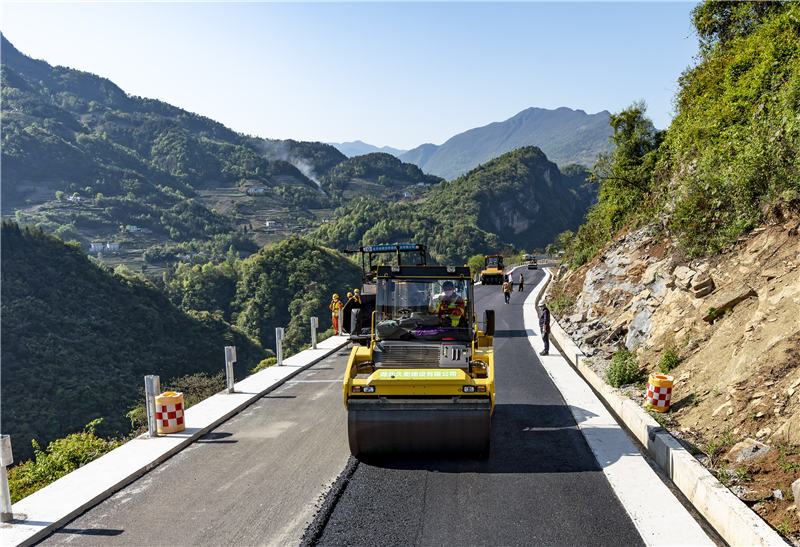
[479,254,505,285]
[341,243,427,344]
[343,263,496,458]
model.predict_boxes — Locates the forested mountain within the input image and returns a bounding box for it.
[1,220,361,462]
[320,152,443,200]
[0,34,342,251]
[328,140,407,158]
[314,147,594,262]
[400,107,613,180]
[0,221,268,462]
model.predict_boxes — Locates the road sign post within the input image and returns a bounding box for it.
[0,435,13,522]
[311,316,318,349]
[276,327,285,365]
[225,346,237,393]
[144,375,161,438]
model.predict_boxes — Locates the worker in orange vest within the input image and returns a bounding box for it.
[329,293,344,333]
[352,288,362,305]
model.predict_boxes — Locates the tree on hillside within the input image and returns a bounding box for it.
[692,1,786,55]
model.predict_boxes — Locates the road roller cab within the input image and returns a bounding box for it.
[343,264,495,458]
[341,243,428,344]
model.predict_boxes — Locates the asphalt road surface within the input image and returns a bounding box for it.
[308,268,644,546]
[38,354,352,546]
[40,268,644,546]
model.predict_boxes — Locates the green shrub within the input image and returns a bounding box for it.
[658,346,681,373]
[252,357,278,373]
[7,419,121,502]
[548,294,574,315]
[606,348,641,387]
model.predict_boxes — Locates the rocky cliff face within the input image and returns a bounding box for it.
[550,210,800,534]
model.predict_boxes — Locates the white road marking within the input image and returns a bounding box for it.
[524,274,712,546]
[287,379,342,383]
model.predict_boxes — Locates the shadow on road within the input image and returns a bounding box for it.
[361,403,637,473]
[493,329,536,338]
[54,528,124,536]
[196,431,237,444]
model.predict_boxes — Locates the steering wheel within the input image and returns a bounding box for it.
[397,307,413,319]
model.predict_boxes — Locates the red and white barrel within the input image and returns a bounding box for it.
[645,374,674,413]
[155,391,185,434]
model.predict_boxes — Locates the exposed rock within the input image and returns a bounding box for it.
[756,427,772,439]
[691,275,715,298]
[713,401,732,417]
[673,265,696,289]
[625,309,652,349]
[702,284,758,323]
[726,438,771,463]
[771,414,800,445]
[568,313,583,324]
[731,485,770,502]
[774,489,784,500]
[792,479,800,507]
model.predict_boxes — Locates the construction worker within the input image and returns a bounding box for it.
[435,281,466,327]
[352,288,362,305]
[330,293,344,333]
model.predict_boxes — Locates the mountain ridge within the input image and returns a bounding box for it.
[327,140,407,158]
[400,106,613,180]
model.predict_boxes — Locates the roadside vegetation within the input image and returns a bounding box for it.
[561,1,800,268]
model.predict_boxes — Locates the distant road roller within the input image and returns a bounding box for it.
[343,264,495,458]
[479,254,505,285]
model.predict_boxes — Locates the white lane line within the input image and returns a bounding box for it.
[524,274,711,546]
[287,380,342,383]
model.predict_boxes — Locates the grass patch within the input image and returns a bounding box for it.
[606,348,640,387]
[658,345,680,373]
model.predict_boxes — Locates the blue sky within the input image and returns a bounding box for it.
[1,1,699,150]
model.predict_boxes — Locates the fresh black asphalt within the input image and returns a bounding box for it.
[306,269,644,546]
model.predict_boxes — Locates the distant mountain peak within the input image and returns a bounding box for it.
[328,141,407,158]
[399,106,612,180]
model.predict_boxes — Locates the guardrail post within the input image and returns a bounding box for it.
[310,317,318,349]
[225,346,237,393]
[276,327,284,365]
[0,434,13,522]
[144,375,161,438]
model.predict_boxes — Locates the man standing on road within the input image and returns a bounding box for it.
[502,279,512,304]
[539,301,550,355]
[518,273,524,292]
[330,293,344,334]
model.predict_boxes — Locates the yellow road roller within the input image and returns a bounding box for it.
[343,264,495,458]
[479,254,505,285]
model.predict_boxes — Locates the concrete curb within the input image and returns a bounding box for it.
[1,336,351,547]
[539,268,785,547]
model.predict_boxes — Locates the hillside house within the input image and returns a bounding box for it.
[89,242,104,254]
[265,220,277,228]
[247,188,267,196]
[106,242,120,252]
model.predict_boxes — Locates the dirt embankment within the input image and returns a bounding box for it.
[550,210,800,540]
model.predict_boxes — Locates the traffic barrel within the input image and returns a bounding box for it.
[155,391,185,434]
[645,374,673,412]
